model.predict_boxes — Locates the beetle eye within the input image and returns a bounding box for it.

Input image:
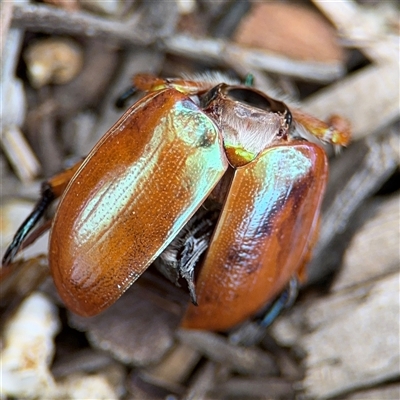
[226,88,273,110]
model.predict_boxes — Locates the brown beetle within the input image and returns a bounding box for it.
[2,73,350,331]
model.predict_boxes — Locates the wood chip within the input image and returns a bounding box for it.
[342,382,400,400]
[234,3,344,63]
[302,272,400,399]
[212,376,295,399]
[177,329,278,376]
[307,129,399,285]
[43,0,79,12]
[0,0,13,56]
[0,126,41,182]
[11,3,161,46]
[333,194,400,291]
[164,34,345,82]
[69,284,182,367]
[24,38,84,88]
[182,361,216,400]
[313,0,399,63]
[1,292,60,398]
[271,194,400,398]
[144,343,201,386]
[302,63,400,140]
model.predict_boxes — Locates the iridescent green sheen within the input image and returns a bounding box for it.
[182,142,328,330]
[242,145,313,231]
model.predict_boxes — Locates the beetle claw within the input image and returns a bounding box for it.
[187,279,198,306]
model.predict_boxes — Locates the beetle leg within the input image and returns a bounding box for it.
[229,278,300,346]
[117,73,237,108]
[114,86,138,109]
[177,207,219,305]
[2,185,54,266]
[155,205,219,305]
[133,73,218,95]
[2,160,84,266]
[133,73,256,97]
[291,108,351,147]
[115,74,214,109]
[258,277,299,328]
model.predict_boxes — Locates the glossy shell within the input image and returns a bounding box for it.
[1,73,349,333]
[181,141,328,331]
[49,89,228,316]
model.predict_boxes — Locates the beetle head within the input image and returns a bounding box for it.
[200,84,292,167]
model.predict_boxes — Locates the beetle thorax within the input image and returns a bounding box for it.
[208,99,288,167]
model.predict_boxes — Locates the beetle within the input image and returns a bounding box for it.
[2,73,350,331]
